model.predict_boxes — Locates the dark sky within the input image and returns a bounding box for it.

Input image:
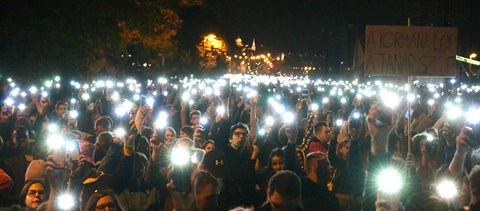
[180,0,480,56]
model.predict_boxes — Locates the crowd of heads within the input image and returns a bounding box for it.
[0,74,479,210]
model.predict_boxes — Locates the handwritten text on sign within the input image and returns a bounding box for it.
[365,25,457,76]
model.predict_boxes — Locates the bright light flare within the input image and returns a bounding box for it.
[265,116,275,126]
[155,111,168,129]
[18,104,26,111]
[377,168,403,194]
[146,97,154,107]
[171,148,190,166]
[427,99,434,106]
[216,106,225,115]
[47,134,64,149]
[340,97,347,104]
[447,106,462,120]
[336,119,343,127]
[81,93,90,101]
[283,112,295,123]
[57,193,75,210]
[114,128,126,138]
[4,97,14,106]
[200,117,208,125]
[70,110,78,119]
[436,180,458,199]
[322,97,329,104]
[48,124,59,132]
[466,108,480,124]
[352,112,361,119]
[311,103,319,112]
[380,91,400,109]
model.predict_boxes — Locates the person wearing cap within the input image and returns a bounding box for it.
[5,126,32,198]
[203,149,243,210]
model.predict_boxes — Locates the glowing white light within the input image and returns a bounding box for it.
[47,134,64,149]
[81,93,90,101]
[133,94,140,101]
[70,110,78,119]
[378,168,402,194]
[218,79,227,86]
[355,93,362,99]
[45,80,53,88]
[200,117,208,125]
[70,98,77,104]
[146,97,154,107]
[57,193,75,210]
[171,148,190,166]
[155,111,169,129]
[322,97,329,104]
[450,79,456,84]
[426,134,435,142]
[447,106,462,120]
[336,119,343,127]
[427,99,434,106]
[20,92,27,97]
[29,86,37,94]
[96,80,105,88]
[265,116,275,126]
[381,91,400,108]
[18,104,26,111]
[352,112,361,119]
[66,140,76,152]
[205,87,213,95]
[188,100,194,105]
[54,76,61,82]
[158,78,168,84]
[436,180,458,199]
[41,91,48,97]
[216,106,225,115]
[311,103,319,111]
[341,97,347,104]
[283,112,295,123]
[466,108,480,124]
[114,128,126,138]
[258,128,266,136]
[182,93,190,101]
[407,94,415,102]
[4,97,14,106]
[48,124,59,132]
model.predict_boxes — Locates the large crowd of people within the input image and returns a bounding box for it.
[0,74,479,210]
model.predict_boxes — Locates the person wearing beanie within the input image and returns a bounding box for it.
[180,125,194,139]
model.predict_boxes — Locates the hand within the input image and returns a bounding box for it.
[285,124,298,144]
[456,126,476,153]
[251,142,260,159]
[405,153,415,169]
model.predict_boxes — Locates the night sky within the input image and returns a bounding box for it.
[180,0,480,56]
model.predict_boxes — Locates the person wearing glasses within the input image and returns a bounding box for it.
[85,189,124,211]
[19,180,49,211]
[224,123,259,206]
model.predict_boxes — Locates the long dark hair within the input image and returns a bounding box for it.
[19,180,49,207]
[84,189,123,211]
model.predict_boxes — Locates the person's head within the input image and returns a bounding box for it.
[134,152,148,181]
[164,127,177,148]
[412,133,438,159]
[94,132,114,162]
[194,170,220,211]
[94,117,112,135]
[306,152,330,185]
[175,137,194,149]
[10,125,29,151]
[268,148,285,173]
[337,140,351,160]
[353,96,362,108]
[202,140,215,153]
[325,111,334,124]
[230,123,249,150]
[140,127,154,142]
[20,180,49,211]
[180,126,194,139]
[313,121,329,143]
[55,101,68,117]
[190,110,201,126]
[85,189,123,211]
[267,170,302,211]
[470,165,480,206]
